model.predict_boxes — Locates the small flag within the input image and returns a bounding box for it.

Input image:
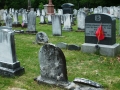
[95,24,105,41]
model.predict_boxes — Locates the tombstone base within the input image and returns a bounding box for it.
[26,31,38,34]
[76,28,85,32]
[0,61,25,77]
[81,43,120,57]
[62,28,72,31]
[12,22,21,27]
[35,76,69,88]
[47,21,52,25]
[39,22,46,24]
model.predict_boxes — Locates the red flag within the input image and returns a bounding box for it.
[95,24,105,41]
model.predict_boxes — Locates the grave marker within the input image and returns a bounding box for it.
[52,15,62,36]
[0,26,24,76]
[81,14,120,56]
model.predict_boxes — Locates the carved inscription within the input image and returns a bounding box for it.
[85,23,111,37]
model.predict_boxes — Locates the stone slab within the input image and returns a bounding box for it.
[81,43,120,57]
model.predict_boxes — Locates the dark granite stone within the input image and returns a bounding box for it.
[85,14,116,45]
[68,44,80,51]
[35,43,68,86]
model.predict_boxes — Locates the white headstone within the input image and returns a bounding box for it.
[0,26,24,76]
[62,14,72,31]
[52,15,62,36]
[77,11,86,31]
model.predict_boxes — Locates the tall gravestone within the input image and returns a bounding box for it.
[81,14,120,56]
[22,9,28,28]
[26,9,37,33]
[12,11,21,27]
[47,15,52,24]
[0,26,24,76]
[39,15,46,24]
[52,15,62,36]
[47,0,54,15]
[77,11,86,31]
[35,43,68,86]
[6,14,13,27]
[62,14,72,31]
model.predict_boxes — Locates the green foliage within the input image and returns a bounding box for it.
[4,5,8,9]
[38,2,44,10]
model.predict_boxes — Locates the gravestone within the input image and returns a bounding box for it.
[41,9,46,16]
[0,26,24,76]
[35,43,104,90]
[36,8,41,16]
[3,11,7,24]
[85,14,116,45]
[6,14,13,27]
[12,11,21,27]
[110,6,114,15]
[62,14,72,31]
[81,14,120,56]
[35,43,69,86]
[56,42,68,49]
[97,6,102,14]
[47,0,54,15]
[77,11,86,31]
[68,44,80,51]
[47,15,52,24]
[39,15,46,24]
[22,9,28,28]
[35,31,49,44]
[52,15,62,36]
[61,3,74,14]
[93,8,98,14]
[26,9,37,33]
[102,7,109,14]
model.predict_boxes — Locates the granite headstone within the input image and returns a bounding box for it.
[85,13,116,45]
[0,26,24,76]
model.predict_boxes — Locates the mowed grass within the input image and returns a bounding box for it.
[0,16,120,90]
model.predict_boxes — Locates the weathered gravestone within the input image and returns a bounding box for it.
[0,26,24,76]
[81,14,120,56]
[26,9,37,33]
[36,8,41,17]
[35,43,104,90]
[39,15,46,24]
[6,14,13,27]
[77,11,86,31]
[35,31,49,44]
[35,43,69,86]
[47,15,52,24]
[22,9,28,28]
[52,15,62,36]
[12,11,21,27]
[62,14,72,31]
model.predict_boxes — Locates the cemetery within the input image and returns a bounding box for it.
[0,0,120,90]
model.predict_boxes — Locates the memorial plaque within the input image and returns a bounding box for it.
[85,14,116,45]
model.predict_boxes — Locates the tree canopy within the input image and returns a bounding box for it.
[0,0,120,9]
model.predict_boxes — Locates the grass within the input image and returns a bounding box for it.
[0,16,120,90]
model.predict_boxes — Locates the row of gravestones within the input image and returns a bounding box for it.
[0,26,104,90]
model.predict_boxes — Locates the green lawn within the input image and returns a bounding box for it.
[0,16,120,90]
